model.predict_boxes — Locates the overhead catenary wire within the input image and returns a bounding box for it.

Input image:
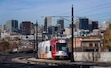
[53,2,111,16]
[75,2,111,14]
[76,12,111,19]
[55,3,111,20]
[40,2,111,27]
[74,2,111,22]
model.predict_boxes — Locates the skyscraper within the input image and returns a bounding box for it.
[48,26,56,34]
[5,20,18,33]
[44,16,52,32]
[92,21,98,29]
[57,19,64,30]
[74,20,79,30]
[79,18,89,30]
[21,21,33,35]
[89,20,98,32]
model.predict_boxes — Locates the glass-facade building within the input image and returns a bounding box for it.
[79,18,89,30]
[5,20,18,33]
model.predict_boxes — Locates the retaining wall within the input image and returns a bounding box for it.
[74,52,111,63]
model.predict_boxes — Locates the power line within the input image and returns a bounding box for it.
[52,2,111,20]
[54,12,71,16]
[79,11,111,16]
[76,11,111,19]
[75,2,111,14]
[59,2,111,16]
[39,2,111,26]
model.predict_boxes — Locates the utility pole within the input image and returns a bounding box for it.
[71,4,74,62]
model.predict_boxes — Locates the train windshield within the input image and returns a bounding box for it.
[56,43,67,51]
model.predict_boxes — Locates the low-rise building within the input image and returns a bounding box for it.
[68,36,103,52]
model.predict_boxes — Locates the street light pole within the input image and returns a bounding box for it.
[71,4,74,62]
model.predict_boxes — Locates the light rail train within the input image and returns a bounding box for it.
[37,39,69,59]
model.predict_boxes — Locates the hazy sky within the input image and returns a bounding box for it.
[0,0,111,26]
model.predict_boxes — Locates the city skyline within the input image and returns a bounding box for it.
[0,0,111,27]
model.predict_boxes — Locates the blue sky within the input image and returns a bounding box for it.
[0,0,111,27]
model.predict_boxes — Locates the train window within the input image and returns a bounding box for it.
[50,46,52,51]
[45,46,48,53]
[56,43,67,51]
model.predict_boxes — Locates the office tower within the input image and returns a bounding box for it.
[74,20,79,31]
[1,25,5,32]
[89,20,98,32]
[5,20,18,33]
[21,21,33,35]
[56,19,64,34]
[79,18,89,30]
[89,20,93,32]
[44,16,52,32]
[48,26,56,34]
[57,19,64,30]
[92,21,98,29]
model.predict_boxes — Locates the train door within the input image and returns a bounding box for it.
[50,40,59,59]
[50,44,56,59]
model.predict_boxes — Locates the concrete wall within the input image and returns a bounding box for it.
[74,52,111,63]
[98,52,111,63]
